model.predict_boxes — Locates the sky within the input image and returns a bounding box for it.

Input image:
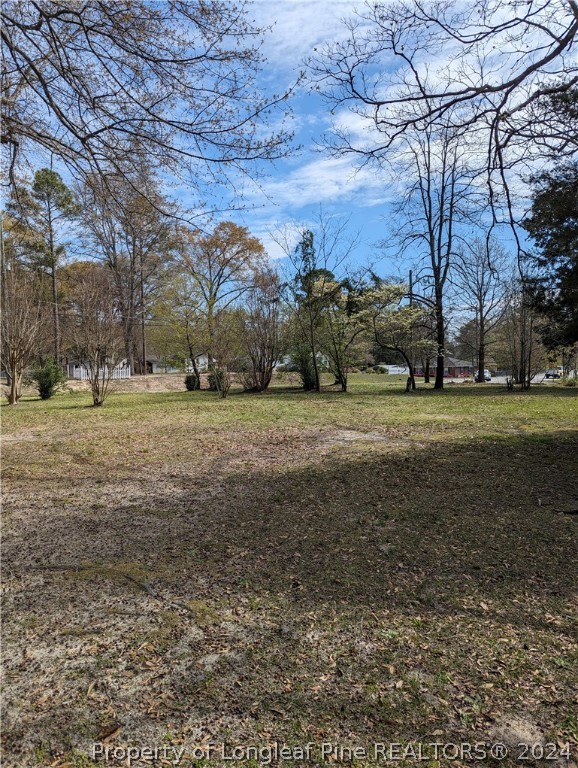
[229,1,398,274]
[215,0,561,281]
[13,0,555,285]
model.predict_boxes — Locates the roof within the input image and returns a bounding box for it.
[445,356,474,368]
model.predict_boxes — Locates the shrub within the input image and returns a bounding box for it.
[208,368,226,392]
[290,346,316,390]
[185,373,199,391]
[31,359,65,400]
[562,377,577,387]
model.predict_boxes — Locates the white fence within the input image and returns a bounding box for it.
[69,364,131,380]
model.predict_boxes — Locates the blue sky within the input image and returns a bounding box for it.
[218,0,543,284]
[230,1,397,274]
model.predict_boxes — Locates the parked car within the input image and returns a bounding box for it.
[475,369,492,382]
[545,369,561,379]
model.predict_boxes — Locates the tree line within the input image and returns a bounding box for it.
[1,0,577,405]
[3,165,572,406]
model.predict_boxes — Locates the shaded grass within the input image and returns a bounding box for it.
[1,376,577,767]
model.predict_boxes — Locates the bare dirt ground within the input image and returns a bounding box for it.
[1,382,577,767]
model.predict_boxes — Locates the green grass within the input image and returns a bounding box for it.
[1,375,577,767]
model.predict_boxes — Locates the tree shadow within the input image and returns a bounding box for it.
[3,431,577,762]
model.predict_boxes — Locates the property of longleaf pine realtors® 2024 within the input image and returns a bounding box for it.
[91,741,573,765]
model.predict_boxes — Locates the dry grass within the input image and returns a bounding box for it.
[1,376,577,767]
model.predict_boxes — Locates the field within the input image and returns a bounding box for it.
[1,375,577,768]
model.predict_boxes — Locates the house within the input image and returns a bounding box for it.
[414,356,474,378]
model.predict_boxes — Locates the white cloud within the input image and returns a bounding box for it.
[253,1,360,76]
[249,153,395,211]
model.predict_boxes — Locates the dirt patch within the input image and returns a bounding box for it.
[67,374,189,394]
[321,428,414,448]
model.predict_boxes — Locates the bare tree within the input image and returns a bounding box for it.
[78,172,175,374]
[390,124,482,388]
[1,218,45,404]
[65,262,125,406]
[452,238,513,382]
[241,267,282,392]
[1,1,292,193]
[310,0,578,226]
[493,279,550,389]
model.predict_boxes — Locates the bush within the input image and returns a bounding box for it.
[31,359,65,400]
[562,377,577,387]
[290,346,316,390]
[185,373,199,391]
[208,368,225,392]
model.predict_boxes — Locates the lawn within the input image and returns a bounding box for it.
[1,375,577,768]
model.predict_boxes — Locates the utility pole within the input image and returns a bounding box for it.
[139,242,147,376]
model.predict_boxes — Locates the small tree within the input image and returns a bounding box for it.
[30,358,66,400]
[66,263,125,406]
[369,282,435,390]
[452,238,512,383]
[321,276,373,392]
[276,215,357,392]
[177,221,265,397]
[241,268,282,392]
[1,216,46,404]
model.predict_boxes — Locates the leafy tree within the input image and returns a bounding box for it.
[277,216,357,392]
[289,231,336,392]
[320,276,373,392]
[369,282,435,391]
[523,161,578,346]
[177,221,265,397]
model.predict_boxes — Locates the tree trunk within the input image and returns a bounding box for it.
[51,265,60,364]
[477,340,485,384]
[47,211,61,365]
[424,358,430,384]
[139,243,146,376]
[434,299,444,390]
[8,367,20,405]
[191,358,201,389]
[310,317,321,392]
[398,348,416,391]
[477,305,485,383]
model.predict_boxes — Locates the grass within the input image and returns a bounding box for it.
[1,375,577,767]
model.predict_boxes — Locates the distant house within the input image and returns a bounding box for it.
[414,356,473,378]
